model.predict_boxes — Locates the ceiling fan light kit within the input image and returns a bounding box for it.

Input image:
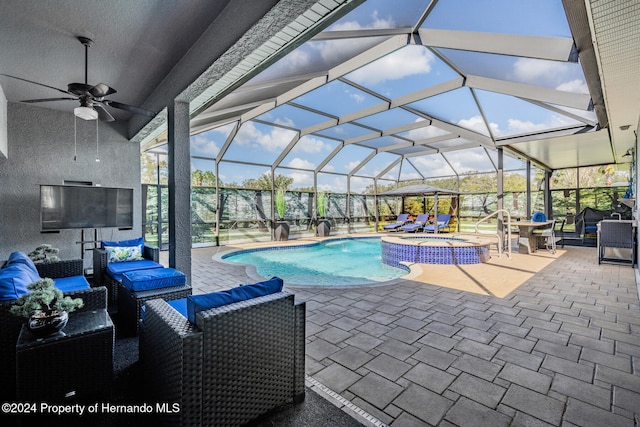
[74,106,98,121]
[0,36,155,122]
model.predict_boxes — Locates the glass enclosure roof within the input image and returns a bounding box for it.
[149,0,598,191]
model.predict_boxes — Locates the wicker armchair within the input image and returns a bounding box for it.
[140,291,306,426]
[598,221,635,266]
[0,259,108,401]
[93,245,159,303]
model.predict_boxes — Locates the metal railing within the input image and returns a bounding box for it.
[474,209,513,258]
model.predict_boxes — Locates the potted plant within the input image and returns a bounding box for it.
[316,191,331,237]
[274,188,289,241]
[28,244,60,264]
[10,278,84,336]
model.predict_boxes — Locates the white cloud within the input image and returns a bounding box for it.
[234,122,297,152]
[556,79,589,94]
[349,92,365,103]
[512,58,588,94]
[412,156,455,177]
[406,122,450,141]
[323,165,336,173]
[457,115,489,134]
[346,160,361,171]
[190,134,220,157]
[293,136,332,154]
[287,158,316,169]
[347,46,435,86]
[330,9,396,31]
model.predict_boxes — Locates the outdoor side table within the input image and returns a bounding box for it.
[16,309,114,402]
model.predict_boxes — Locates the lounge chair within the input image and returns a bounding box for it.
[383,213,410,231]
[402,214,429,232]
[424,214,451,233]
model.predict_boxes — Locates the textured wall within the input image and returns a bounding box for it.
[0,102,142,270]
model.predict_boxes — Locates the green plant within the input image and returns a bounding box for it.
[275,189,286,220]
[28,244,60,264]
[10,278,84,319]
[317,192,328,218]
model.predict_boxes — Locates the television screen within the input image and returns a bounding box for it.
[40,185,134,230]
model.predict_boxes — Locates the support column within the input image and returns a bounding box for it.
[526,161,531,220]
[497,148,504,242]
[544,170,552,219]
[168,99,192,285]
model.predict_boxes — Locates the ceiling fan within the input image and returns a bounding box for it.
[0,36,156,122]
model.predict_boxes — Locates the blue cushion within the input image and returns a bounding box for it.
[141,298,188,322]
[168,298,188,318]
[6,251,39,276]
[0,263,38,301]
[532,212,547,222]
[106,260,163,282]
[53,275,91,293]
[102,237,144,248]
[121,268,186,291]
[186,277,284,323]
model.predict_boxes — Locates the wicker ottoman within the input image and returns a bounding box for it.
[117,268,191,335]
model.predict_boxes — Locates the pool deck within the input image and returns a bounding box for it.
[167,235,640,427]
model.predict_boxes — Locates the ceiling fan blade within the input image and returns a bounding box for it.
[89,83,116,98]
[0,74,72,96]
[20,97,77,103]
[94,103,115,122]
[104,100,156,118]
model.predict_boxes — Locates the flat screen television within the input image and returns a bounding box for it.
[40,185,134,231]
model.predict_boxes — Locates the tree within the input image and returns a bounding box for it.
[191,169,220,187]
[141,153,168,185]
[242,173,293,191]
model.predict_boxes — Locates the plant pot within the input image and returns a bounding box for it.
[27,310,68,337]
[317,219,331,237]
[274,222,290,241]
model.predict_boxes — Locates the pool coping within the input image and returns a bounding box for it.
[212,235,424,289]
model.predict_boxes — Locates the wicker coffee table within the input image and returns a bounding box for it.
[16,309,114,402]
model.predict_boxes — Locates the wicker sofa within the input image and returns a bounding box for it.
[140,281,305,426]
[0,258,108,401]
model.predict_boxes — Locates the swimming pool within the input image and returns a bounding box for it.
[222,238,409,287]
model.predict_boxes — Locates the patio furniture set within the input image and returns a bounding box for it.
[383,213,452,233]
[1,238,305,425]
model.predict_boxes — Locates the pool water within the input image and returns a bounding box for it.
[224,238,408,286]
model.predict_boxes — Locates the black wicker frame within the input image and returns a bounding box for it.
[140,291,306,426]
[117,282,192,335]
[598,221,636,266]
[93,245,160,303]
[0,259,108,401]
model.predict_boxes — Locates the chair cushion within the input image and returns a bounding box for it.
[53,275,91,293]
[186,277,284,323]
[106,260,164,282]
[121,268,186,291]
[0,263,38,301]
[168,298,188,318]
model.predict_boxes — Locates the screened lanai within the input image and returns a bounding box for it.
[139,0,635,247]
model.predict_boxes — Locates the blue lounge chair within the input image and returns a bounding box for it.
[383,213,410,231]
[402,214,429,232]
[424,214,451,233]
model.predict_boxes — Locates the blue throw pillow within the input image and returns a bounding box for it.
[102,237,144,249]
[186,277,283,323]
[532,212,546,222]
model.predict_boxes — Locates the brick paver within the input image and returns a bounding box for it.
[180,244,640,426]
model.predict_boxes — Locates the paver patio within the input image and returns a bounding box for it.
[166,240,640,426]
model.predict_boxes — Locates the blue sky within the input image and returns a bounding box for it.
[185,0,591,193]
